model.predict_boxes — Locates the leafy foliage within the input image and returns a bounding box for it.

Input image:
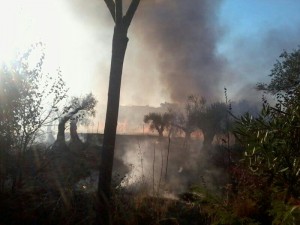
[230,49,300,224]
[169,95,206,138]
[168,95,230,144]
[198,102,229,135]
[66,93,97,125]
[0,43,69,191]
[0,43,68,153]
[53,93,97,150]
[257,48,300,101]
[144,112,173,137]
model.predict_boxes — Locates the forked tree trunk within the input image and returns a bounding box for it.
[98,0,140,200]
[97,1,140,224]
[53,106,84,151]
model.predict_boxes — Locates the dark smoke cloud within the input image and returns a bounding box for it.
[65,0,229,105]
[133,0,227,102]
[65,0,300,107]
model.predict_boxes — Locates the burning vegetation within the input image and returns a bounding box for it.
[1,0,300,224]
[1,45,300,224]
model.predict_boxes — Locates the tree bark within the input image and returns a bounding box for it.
[70,119,81,142]
[97,1,140,224]
[183,131,192,150]
[98,25,128,199]
[69,119,85,151]
[52,117,69,151]
[98,0,140,200]
[96,24,129,225]
[57,118,67,143]
[158,128,164,137]
[202,130,215,152]
[53,105,85,150]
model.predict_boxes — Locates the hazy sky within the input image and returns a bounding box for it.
[0,0,300,107]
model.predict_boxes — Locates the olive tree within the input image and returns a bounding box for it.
[53,93,97,151]
[171,95,206,141]
[257,48,300,103]
[198,102,229,150]
[235,49,300,201]
[144,112,173,137]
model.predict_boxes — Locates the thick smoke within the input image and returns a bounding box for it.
[59,0,300,106]
[66,0,228,105]
[133,0,227,102]
[116,135,227,195]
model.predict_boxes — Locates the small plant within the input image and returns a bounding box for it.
[269,198,300,225]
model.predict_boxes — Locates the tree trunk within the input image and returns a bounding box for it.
[70,119,81,142]
[183,131,192,150]
[98,25,128,199]
[96,25,128,225]
[185,131,191,140]
[69,119,84,151]
[54,106,84,151]
[57,119,67,143]
[158,129,164,137]
[53,118,69,151]
[202,130,215,152]
[97,1,140,224]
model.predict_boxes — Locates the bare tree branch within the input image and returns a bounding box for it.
[115,0,123,25]
[104,0,116,22]
[123,0,140,28]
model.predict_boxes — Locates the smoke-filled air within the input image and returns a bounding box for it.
[1,0,300,224]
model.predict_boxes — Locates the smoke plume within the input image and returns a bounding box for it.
[133,0,227,102]
[65,0,300,107]
[65,0,228,105]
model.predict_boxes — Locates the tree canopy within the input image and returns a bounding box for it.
[235,49,300,201]
[0,44,68,153]
[257,48,300,100]
[53,93,97,150]
[144,112,173,137]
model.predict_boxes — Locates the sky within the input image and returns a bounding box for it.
[0,0,300,108]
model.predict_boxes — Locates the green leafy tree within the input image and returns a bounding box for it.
[15,52,68,154]
[144,112,173,137]
[0,43,69,192]
[0,65,21,191]
[257,48,300,102]
[0,65,20,150]
[172,95,205,138]
[234,49,300,211]
[198,102,229,150]
[201,49,300,224]
[234,102,300,199]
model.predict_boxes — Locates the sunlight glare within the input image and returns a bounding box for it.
[0,0,102,95]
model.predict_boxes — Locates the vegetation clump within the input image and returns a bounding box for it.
[1,44,300,224]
